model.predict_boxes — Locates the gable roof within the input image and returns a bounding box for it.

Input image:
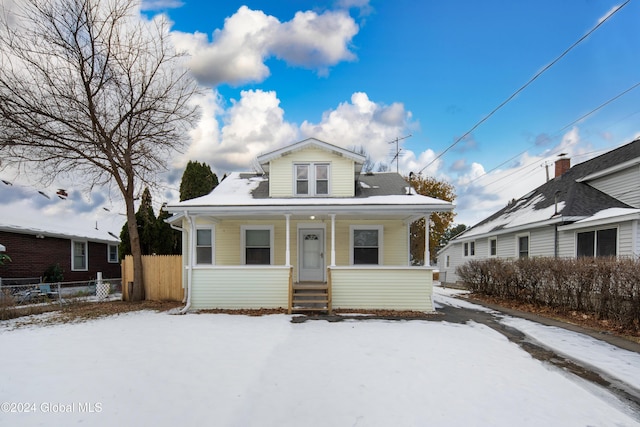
[455,138,640,240]
[256,138,366,173]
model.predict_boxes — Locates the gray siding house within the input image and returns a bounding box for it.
[438,138,640,285]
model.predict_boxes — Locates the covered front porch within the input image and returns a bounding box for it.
[182,209,436,313]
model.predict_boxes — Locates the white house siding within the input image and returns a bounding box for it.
[330,267,433,311]
[530,227,556,257]
[497,234,515,258]
[558,221,635,257]
[436,242,464,284]
[190,267,290,309]
[268,146,355,197]
[588,165,640,208]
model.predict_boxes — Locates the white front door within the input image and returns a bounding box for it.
[299,229,324,282]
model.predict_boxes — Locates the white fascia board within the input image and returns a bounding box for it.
[558,212,640,231]
[174,203,452,217]
[576,158,640,182]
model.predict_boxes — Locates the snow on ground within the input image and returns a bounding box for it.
[433,284,495,312]
[501,316,640,391]
[434,284,640,392]
[1,310,639,427]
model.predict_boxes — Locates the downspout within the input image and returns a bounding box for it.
[180,211,194,314]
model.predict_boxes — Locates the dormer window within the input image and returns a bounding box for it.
[295,163,330,196]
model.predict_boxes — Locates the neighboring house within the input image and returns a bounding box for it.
[167,138,453,313]
[0,221,120,283]
[438,138,640,285]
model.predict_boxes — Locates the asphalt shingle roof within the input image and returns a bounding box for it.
[460,138,640,237]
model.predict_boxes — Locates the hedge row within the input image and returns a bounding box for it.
[456,257,640,332]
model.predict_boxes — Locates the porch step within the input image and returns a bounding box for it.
[293,284,328,290]
[292,299,329,305]
[290,282,331,314]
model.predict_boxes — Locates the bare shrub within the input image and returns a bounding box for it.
[457,257,640,332]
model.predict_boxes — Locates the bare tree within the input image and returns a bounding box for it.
[0,0,200,300]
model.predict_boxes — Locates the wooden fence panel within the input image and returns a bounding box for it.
[121,255,183,302]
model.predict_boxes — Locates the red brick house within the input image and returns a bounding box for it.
[0,222,120,283]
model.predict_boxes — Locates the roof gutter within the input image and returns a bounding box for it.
[452,216,585,243]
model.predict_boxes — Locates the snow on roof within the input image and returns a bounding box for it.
[573,207,640,223]
[460,194,565,238]
[558,207,640,231]
[0,218,119,244]
[169,172,452,210]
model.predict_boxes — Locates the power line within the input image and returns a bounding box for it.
[417,0,630,174]
[465,80,640,187]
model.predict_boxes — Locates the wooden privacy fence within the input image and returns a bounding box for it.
[121,255,183,302]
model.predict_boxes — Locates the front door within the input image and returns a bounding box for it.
[299,229,324,282]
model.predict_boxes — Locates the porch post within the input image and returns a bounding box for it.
[329,214,336,267]
[285,214,291,266]
[424,214,430,266]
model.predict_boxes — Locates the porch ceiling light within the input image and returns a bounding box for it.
[310,215,316,220]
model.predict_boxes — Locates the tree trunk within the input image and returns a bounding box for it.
[126,196,145,302]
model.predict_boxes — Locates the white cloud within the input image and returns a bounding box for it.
[300,92,412,162]
[177,89,298,174]
[270,9,358,73]
[171,6,359,86]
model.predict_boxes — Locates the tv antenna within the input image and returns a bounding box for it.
[388,134,412,173]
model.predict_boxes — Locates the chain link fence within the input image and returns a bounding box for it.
[0,277,122,319]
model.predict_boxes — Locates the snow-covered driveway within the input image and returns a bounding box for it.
[1,305,639,427]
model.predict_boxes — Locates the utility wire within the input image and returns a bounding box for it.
[417,0,631,174]
[465,80,640,186]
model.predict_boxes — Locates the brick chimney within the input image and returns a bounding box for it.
[555,155,570,177]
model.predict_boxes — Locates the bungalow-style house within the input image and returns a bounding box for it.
[0,220,120,284]
[438,138,640,285]
[167,138,453,313]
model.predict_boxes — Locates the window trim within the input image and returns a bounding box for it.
[107,244,119,264]
[575,227,618,258]
[463,241,476,257]
[516,233,530,258]
[71,240,88,271]
[241,225,274,265]
[293,162,331,196]
[194,226,215,266]
[349,225,383,265]
[488,237,497,257]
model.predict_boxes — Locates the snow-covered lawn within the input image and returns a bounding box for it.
[1,305,639,426]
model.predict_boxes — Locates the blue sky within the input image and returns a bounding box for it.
[1,0,639,234]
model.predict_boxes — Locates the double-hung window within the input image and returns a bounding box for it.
[517,234,529,258]
[242,226,274,265]
[108,245,119,263]
[196,228,214,265]
[295,163,330,196]
[350,225,383,265]
[463,241,476,257]
[72,241,88,271]
[489,237,497,257]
